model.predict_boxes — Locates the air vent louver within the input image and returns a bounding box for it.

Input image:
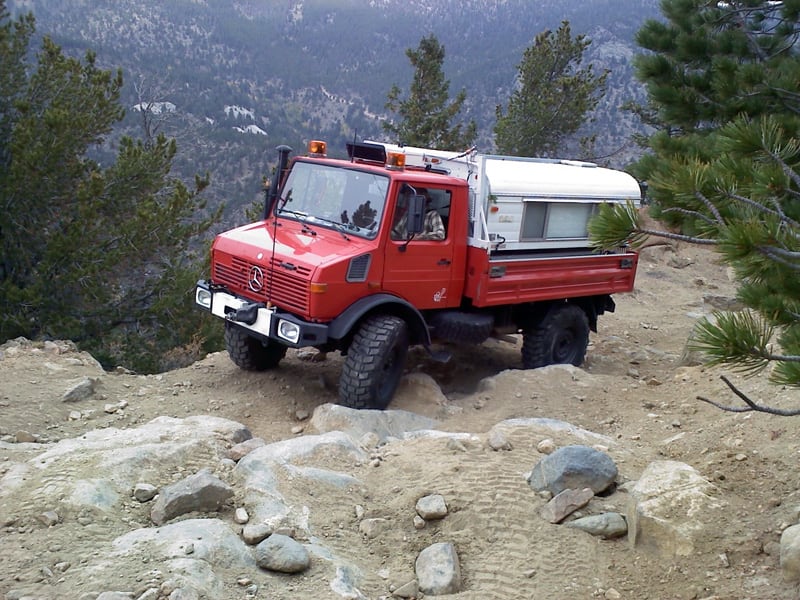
[346,253,372,282]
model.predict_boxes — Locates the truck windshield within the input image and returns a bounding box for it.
[276,161,389,240]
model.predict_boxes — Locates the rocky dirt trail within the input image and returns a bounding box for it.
[2,242,800,600]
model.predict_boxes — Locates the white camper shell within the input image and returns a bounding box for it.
[368,142,642,254]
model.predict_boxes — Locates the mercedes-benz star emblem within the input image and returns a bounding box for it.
[248,266,264,292]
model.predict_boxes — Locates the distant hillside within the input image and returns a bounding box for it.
[8,0,662,225]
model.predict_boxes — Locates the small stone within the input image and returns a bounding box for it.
[487,428,512,451]
[290,425,304,435]
[255,534,310,573]
[392,579,419,598]
[537,439,556,454]
[413,515,425,530]
[133,483,158,503]
[360,518,390,539]
[605,588,622,599]
[540,488,594,524]
[38,511,60,527]
[415,494,448,520]
[234,507,250,524]
[242,522,272,545]
[15,430,36,443]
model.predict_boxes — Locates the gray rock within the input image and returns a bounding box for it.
[415,494,448,520]
[62,377,97,402]
[242,522,273,545]
[392,579,419,598]
[37,510,60,527]
[133,483,158,503]
[487,427,512,451]
[567,512,628,539]
[627,460,726,557]
[255,534,310,573]
[359,517,390,539]
[330,565,367,600]
[14,430,36,443]
[96,593,134,600]
[234,507,249,524]
[150,469,234,525]
[227,437,265,461]
[781,523,800,582]
[310,403,439,444]
[527,445,618,495]
[540,488,594,524]
[415,542,462,595]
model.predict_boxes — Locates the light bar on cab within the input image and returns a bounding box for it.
[386,151,406,170]
[308,140,327,157]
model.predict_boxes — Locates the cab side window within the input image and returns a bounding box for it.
[391,188,449,241]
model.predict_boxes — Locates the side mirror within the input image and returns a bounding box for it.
[407,194,426,236]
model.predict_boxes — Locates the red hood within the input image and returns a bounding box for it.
[214,219,374,271]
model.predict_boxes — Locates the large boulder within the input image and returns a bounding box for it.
[527,444,618,495]
[627,460,726,557]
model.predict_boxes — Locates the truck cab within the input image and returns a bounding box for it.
[196,140,641,410]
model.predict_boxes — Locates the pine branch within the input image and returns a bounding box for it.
[757,246,800,271]
[693,190,725,225]
[661,206,718,227]
[697,375,800,416]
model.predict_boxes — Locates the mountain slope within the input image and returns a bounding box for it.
[8,0,662,220]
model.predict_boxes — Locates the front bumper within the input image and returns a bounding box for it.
[194,280,328,348]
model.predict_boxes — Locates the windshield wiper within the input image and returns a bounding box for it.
[306,215,351,240]
[277,208,309,220]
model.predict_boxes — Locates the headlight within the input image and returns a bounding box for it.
[195,287,212,309]
[277,320,300,344]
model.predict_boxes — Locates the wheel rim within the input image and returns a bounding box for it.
[553,329,577,363]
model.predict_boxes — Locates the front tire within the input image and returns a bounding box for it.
[522,304,589,369]
[339,315,409,410]
[225,322,287,371]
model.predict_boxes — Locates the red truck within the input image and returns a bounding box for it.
[195,140,641,409]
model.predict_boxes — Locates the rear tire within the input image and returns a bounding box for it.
[339,315,409,410]
[522,304,589,369]
[225,322,287,371]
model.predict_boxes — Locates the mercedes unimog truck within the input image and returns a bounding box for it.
[195,140,641,409]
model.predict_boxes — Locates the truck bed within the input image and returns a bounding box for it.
[464,247,638,307]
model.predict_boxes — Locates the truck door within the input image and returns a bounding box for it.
[382,185,458,309]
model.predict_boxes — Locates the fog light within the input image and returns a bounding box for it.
[277,320,300,344]
[196,287,212,309]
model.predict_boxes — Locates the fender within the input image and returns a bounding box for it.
[328,293,431,347]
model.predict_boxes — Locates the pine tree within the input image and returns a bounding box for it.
[383,34,476,150]
[589,0,800,414]
[494,21,608,158]
[0,2,221,372]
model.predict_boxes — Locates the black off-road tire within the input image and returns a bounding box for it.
[522,304,590,369]
[225,322,287,371]
[430,311,494,344]
[339,315,409,410]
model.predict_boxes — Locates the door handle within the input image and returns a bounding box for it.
[437,259,451,266]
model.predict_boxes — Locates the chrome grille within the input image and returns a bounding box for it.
[213,256,311,314]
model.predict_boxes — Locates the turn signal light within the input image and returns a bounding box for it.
[308,140,327,156]
[309,282,328,294]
